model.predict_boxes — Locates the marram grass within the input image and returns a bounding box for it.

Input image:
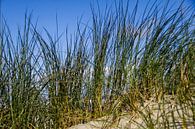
[0,0,194,128]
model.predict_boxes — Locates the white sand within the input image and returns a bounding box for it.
[69,96,195,129]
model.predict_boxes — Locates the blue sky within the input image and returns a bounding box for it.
[1,0,194,38]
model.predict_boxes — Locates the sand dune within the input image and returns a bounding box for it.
[69,96,195,129]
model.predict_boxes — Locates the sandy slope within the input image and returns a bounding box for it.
[68,96,195,129]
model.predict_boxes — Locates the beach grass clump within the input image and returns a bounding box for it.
[0,0,194,128]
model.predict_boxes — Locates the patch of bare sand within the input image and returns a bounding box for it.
[68,96,195,129]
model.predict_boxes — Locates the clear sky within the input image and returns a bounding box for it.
[0,0,194,38]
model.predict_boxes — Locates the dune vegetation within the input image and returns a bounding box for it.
[0,0,194,128]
